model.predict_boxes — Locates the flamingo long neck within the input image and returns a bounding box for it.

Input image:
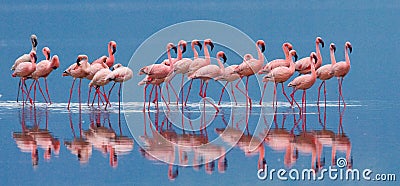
[107,44,115,67]
[167,49,174,70]
[289,56,295,73]
[204,43,211,65]
[217,56,225,74]
[345,46,350,65]
[315,42,322,67]
[257,44,264,64]
[192,43,199,59]
[330,48,337,65]
[310,61,316,79]
[283,45,290,61]
[177,44,183,60]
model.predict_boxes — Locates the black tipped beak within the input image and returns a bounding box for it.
[197,42,202,50]
[222,54,227,63]
[172,46,177,54]
[294,54,298,61]
[47,51,51,60]
[52,66,58,70]
[112,46,117,55]
[209,42,214,51]
[313,55,318,64]
[34,55,37,63]
[76,58,81,66]
[182,44,186,53]
[320,39,325,47]
[261,44,266,53]
[111,67,115,71]
[32,38,38,47]
[348,45,353,53]
[332,45,336,52]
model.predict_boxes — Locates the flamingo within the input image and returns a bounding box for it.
[12,51,37,106]
[261,50,298,107]
[86,56,109,105]
[214,63,240,105]
[89,68,112,110]
[316,43,337,109]
[295,37,325,74]
[62,55,90,110]
[28,52,60,104]
[189,51,227,112]
[138,76,169,111]
[330,41,352,109]
[106,63,133,110]
[258,42,293,74]
[288,52,318,126]
[234,40,266,108]
[12,34,38,103]
[164,40,194,104]
[185,39,213,106]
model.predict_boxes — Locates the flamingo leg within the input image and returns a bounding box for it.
[339,77,346,109]
[108,82,116,101]
[168,81,179,104]
[218,81,229,105]
[36,80,48,103]
[148,85,155,111]
[16,79,21,103]
[290,88,301,112]
[184,79,193,106]
[26,80,35,103]
[78,79,82,109]
[199,80,204,97]
[152,86,158,104]
[245,76,252,109]
[235,76,251,107]
[33,80,37,104]
[273,83,277,109]
[180,75,184,105]
[166,82,171,104]
[302,90,307,130]
[67,78,76,110]
[317,81,324,107]
[281,83,291,105]
[202,81,219,112]
[87,86,92,106]
[231,82,237,105]
[259,82,267,105]
[159,85,170,111]
[143,84,148,112]
[91,86,98,106]
[44,78,52,104]
[118,83,122,112]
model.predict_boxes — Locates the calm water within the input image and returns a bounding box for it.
[0,1,399,185]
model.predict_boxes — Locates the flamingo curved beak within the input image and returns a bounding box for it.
[222,53,227,63]
[294,53,298,61]
[209,42,214,51]
[31,37,38,47]
[112,45,117,55]
[172,46,177,54]
[260,43,265,53]
[348,45,352,53]
[319,38,325,47]
[312,54,318,64]
[196,41,202,51]
[182,44,186,53]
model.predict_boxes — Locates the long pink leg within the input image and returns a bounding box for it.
[218,82,229,105]
[152,86,158,104]
[184,79,193,106]
[202,81,219,112]
[180,75,184,105]
[148,85,155,111]
[259,82,267,105]
[67,78,76,110]
[26,81,35,103]
[302,90,307,130]
[290,89,301,112]
[166,82,171,104]
[44,78,52,104]
[159,85,170,111]
[339,77,346,109]
[230,82,237,105]
[33,80,37,104]
[78,79,82,109]
[235,76,251,107]
[245,76,252,109]
[103,86,111,110]
[118,83,122,112]
[317,81,324,107]
[198,80,204,97]
[281,83,291,105]
[107,82,116,101]
[87,86,92,106]
[16,79,21,102]
[36,80,48,103]
[143,84,148,112]
[91,86,98,106]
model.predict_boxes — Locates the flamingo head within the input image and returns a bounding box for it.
[204,39,214,51]
[283,42,293,51]
[51,55,60,69]
[191,39,202,50]
[31,34,38,47]
[345,41,352,53]
[166,43,177,54]
[310,52,318,65]
[109,41,117,55]
[111,63,123,71]
[30,51,37,63]
[316,37,325,47]
[257,40,266,52]
[42,47,51,60]
[289,50,298,61]
[76,55,88,66]
[217,51,227,63]
[330,43,336,52]
[178,40,187,53]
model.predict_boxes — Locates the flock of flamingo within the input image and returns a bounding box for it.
[10,35,352,117]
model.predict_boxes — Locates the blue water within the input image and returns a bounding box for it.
[0,1,399,185]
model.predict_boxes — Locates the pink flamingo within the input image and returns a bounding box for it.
[12,34,38,103]
[316,43,337,108]
[189,51,227,112]
[214,63,240,105]
[330,41,352,109]
[185,39,213,106]
[138,43,178,104]
[288,52,318,126]
[261,50,298,107]
[86,56,109,105]
[258,42,293,74]
[62,55,90,110]
[105,41,117,67]
[138,76,169,111]
[295,37,324,74]
[28,51,60,104]
[12,51,37,106]
[89,68,112,110]
[106,63,133,110]
[234,40,266,108]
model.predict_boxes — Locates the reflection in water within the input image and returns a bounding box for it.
[12,107,60,167]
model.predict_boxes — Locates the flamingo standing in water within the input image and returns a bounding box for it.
[234,40,266,108]
[138,76,169,111]
[330,42,352,109]
[261,50,298,108]
[86,56,109,105]
[28,51,60,104]
[259,42,293,74]
[189,51,227,112]
[12,51,37,106]
[316,43,337,108]
[62,55,90,110]
[288,52,318,126]
[185,39,213,106]
[25,47,51,103]
[12,34,38,103]
[89,68,112,110]
[295,37,324,74]
[214,62,240,105]
[106,63,133,110]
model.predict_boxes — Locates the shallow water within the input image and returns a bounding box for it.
[1,1,399,185]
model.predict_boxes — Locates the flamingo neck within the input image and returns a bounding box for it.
[204,44,211,65]
[177,44,183,60]
[315,42,322,67]
[192,43,199,59]
[283,45,290,61]
[310,62,316,78]
[345,47,350,65]
[257,44,264,64]
[107,44,115,67]
[167,49,174,70]
[330,49,337,65]
[217,57,225,74]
